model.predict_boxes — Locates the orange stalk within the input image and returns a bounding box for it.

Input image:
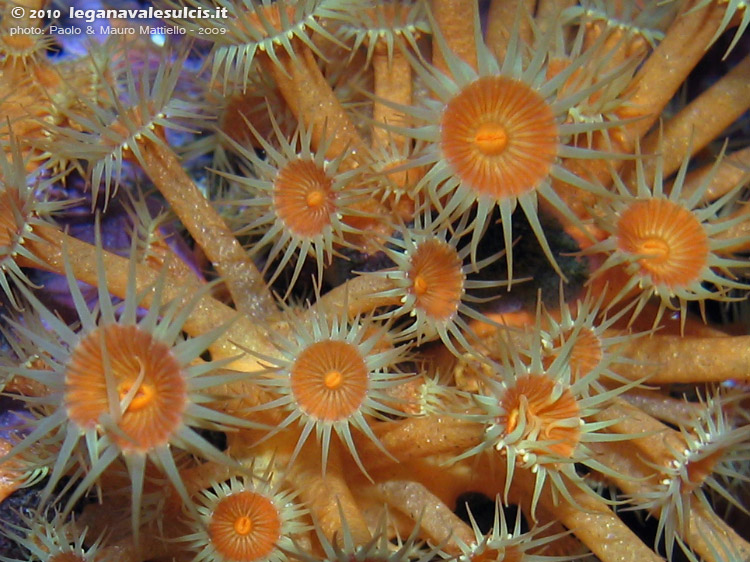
[286,439,371,546]
[137,137,277,319]
[532,470,665,562]
[612,334,750,384]
[592,401,750,562]
[20,225,276,370]
[376,480,476,552]
[681,145,750,203]
[305,275,402,320]
[615,0,726,148]
[357,416,483,470]
[430,0,478,73]
[264,46,366,163]
[621,388,704,427]
[634,53,750,183]
[372,47,412,151]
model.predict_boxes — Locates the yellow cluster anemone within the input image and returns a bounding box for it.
[586,144,750,328]
[1,242,260,542]
[183,473,308,562]
[248,307,412,476]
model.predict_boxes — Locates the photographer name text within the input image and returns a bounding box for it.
[8,5,228,23]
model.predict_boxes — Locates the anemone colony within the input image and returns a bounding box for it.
[0,0,750,560]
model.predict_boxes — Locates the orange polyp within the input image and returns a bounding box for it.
[306,189,326,208]
[324,370,344,390]
[274,159,336,238]
[499,374,581,461]
[413,274,429,295]
[441,76,558,199]
[545,328,603,381]
[209,491,281,562]
[290,340,369,421]
[118,379,156,412]
[682,448,724,494]
[639,238,671,263]
[616,199,709,288]
[568,329,603,381]
[65,325,187,452]
[234,515,254,536]
[407,239,464,320]
[505,407,520,436]
[106,105,165,155]
[474,122,509,156]
[0,33,36,54]
[0,63,61,167]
